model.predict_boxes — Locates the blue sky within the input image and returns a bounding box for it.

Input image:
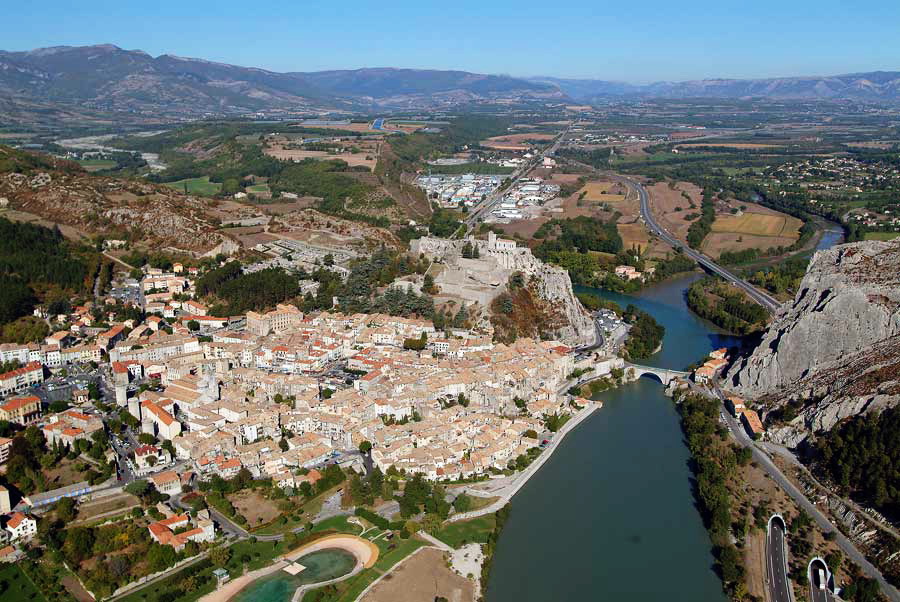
[4,1,898,82]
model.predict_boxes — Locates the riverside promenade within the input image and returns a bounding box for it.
[448,400,601,522]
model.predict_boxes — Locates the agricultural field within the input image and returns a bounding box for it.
[617,222,652,253]
[710,209,802,238]
[481,132,555,150]
[648,181,702,241]
[577,180,627,203]
[863,231,900,241]
[675,143,782,149]
[263,136,380,170]
[702,203,803,257]
[77,159,117,171]
[163,176,222,196]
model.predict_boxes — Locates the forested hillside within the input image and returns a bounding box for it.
[0,217,96,339]
[816,406,900,516]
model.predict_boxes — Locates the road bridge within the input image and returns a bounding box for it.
[620,176,782,313]
[624,363,689,386]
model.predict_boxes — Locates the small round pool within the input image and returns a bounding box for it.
[231,549,357,602]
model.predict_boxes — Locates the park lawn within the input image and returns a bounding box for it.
[0,563,48,602]
[312,514,361,535]
[465,495,500,513]
[163,176,222,196]
[863,231,900,241]
[434,514,496,548]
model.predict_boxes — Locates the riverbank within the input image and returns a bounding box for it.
[449,400,600,520]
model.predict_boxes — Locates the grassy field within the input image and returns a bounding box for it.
[0,563,48,602]
[246,183,271,194]
[163,176,222,196]
[77,159,117,171]
[863,231,900,241]
[711,212,802,238]
[433,514,496,548]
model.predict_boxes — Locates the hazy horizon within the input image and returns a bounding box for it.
[4,0,899,82]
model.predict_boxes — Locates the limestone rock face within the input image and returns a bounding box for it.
[411,233,595,347]
[727,240,900,444]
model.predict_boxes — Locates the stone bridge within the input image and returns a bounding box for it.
[624,363,689,386]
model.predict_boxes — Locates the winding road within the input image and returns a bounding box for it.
[713,387,900,602]
[623,176,782,312]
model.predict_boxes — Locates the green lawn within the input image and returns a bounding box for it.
[0,563,49,602]
[433,514,496,548]
[246,183,271,194]
[163,176,222,196]
[311,514,361,535]
[863,231,900,241]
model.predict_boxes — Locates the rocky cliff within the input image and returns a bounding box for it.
[411,234,596,347]
[726,239,900,446]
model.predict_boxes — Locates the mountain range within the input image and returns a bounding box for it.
[0,44,898,124]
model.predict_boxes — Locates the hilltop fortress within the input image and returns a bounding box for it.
[411,231,596,347]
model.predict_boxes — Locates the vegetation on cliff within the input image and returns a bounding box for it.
[816,405,900,517]
[490,273,565,344]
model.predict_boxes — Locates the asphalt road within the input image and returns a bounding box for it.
[809,559,833,602]
[713,387,900,602]
[768,518,794,602]
[624,176,781,313]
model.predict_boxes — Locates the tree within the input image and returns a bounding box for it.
[56,496,77,522]
[453,492,472,513]
[279,437,289,452]
[358,440,372,454]
[63,527,95,564]
[125,479,150,498]
[138,433,156,445]
[187,320,200,332]
[209,546,232,568]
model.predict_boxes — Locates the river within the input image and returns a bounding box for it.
[486,227,845,602]
[486,274,738,602]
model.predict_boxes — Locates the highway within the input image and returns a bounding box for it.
[809,559,835,602]
[712,386,900,602]
[767,516,795,602]
[464,126,569,232]
[624,176,782,313]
